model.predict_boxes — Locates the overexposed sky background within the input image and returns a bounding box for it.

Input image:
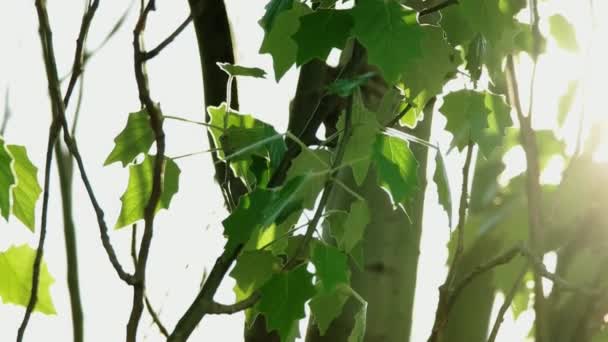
[0,0,606,341]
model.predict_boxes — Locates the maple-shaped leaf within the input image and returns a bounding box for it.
[549,14,579,53]
[260,0,294,31]
[434,150,453,227]
[0,138,15,220]
[230,250,280,324]
[373,134,418,205]
[286,148,331,209]
[337,91,380,185]
[0,244,56,314]
[476,92,513,157]
[440,90,489,152]
[256,265,316,341]
[401,24,459,102]
[350,0,423,84]
[217,62,267,79]
[207,103,286,186]
[223,176,306,253]
[104,109,154,167]
[260,2,312,81]
[311,241,350,292]
[114,155,180,229]
[329,200,370,253]
[292,9,353,65]
[8,145,42,231]
[309,287,349,335]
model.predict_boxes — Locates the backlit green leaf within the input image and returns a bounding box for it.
[373,134,418,204]
[549,14,579,52]
[8,145,42,231]
[311,241,350,292]
[434,151,453,227]
[104,109,154,167]
[260,0,294,31]
[0,138,15,220]
[350,0,423,84]
[292,9,353,65]
[348,300,368,342]
[223,176,306,253]
[0,244,55,314]
[217,62,267,79]
[286,148,331,209]
[557,80,579,126]
[309,288,349,336]
[330,200,370,253]
[260,2,312,81]
[115,155,180,229]
[439,90,489,152]
[256,265,316,341]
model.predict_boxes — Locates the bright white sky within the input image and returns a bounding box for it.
[0,0,606,341]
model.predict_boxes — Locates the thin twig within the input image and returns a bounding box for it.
[130,224,169,338]
[505,54,547,342]
[427,140,474,342]
[419,0,459,16]
[385,103,412,127]
[142,13,194,61]
[487,264,529,342]
[16,121,60,342]
[63,0,100,108]
[126,1,167,339]
[284,94,354,270]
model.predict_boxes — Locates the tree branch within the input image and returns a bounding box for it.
[126,1,167,339]
[428,140,475,342]
[16,121,60,342]
[419,0,459,17]
[505,54,547,342]
[487,264,529,342]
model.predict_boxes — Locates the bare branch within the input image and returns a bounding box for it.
[142,10,195,61]
[487,264,529,342]
[16,121,61,342]
[207,293,261,315]
[427,140,475,342]
[419,0,459,17]
[126,0,167,339]
[1,88,11,135]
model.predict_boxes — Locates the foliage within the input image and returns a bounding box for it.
[3,0,604,341]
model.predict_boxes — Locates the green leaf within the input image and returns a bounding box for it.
[104,109,155,167]
[337,91,380,185]
[207,103,286,186]
[115,155,180,229]
[373,134,418,205]
[286,148,331,209]
[309,288,349,335]
[434,150,453,227]
[223,176,306,253]
[401,26,459,100]
[311,241,350,292]
[439,90,489,152]
[330,200,370,253]
[350,0,423,84]
[260,0,294,31]
[292,9,353,65]
[477,92,513,157]
[256,265,316,341]
[7,145,42,231]
[0,138,15,220]
[557,80,579,126]
[230,250,280,324]
[348,300,368,342]
[260,2,312,81]
[0,244,56,314]
[217,62,267,79]
[465,34,486,83]
[549,14,579,52]
[326,72,377,98]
